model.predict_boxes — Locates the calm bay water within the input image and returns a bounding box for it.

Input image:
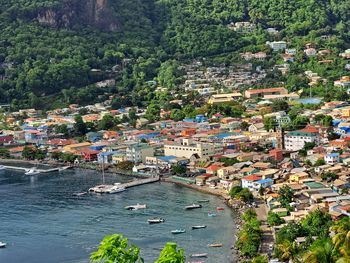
[0,168,236,263]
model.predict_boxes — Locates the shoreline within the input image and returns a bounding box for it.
[0,158,244,261]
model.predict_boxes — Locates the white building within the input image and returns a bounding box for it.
[164,139,223,159]
[324,153,340,165]
[284,126,320,151]
[266,41,287,52]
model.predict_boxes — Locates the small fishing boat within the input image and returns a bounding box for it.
[0,242,6,248]
[106,184,126,194]
[171,229,186,234]
[208,212,217,217]
[192,225,207,230]
[125,204,147,210]
[197,199,209,203]
[147,218,165,224]
[190,253,208,258]
[25,168,40,175]
[216,207,225,211]
[185,204,202,210]
[0,165,5,170]
[208,243,223,247]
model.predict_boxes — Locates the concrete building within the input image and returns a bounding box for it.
[244,87,288,99]
[284,126,320,151]
[266,41,287,51]
[208,92,243,105]
[164,139,223,159]
[125,143,154,163]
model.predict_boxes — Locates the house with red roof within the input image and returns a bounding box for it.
[205,164,223,175]
[241,174,262,189]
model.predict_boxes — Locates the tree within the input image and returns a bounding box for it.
[330,217,350,260]
[271,100,289,112]
[252,255,268,263]
[267,212,285,226]
[73,115,87,136]
[0,148,10,158]
[154,242,185,263]
[303,238,338,263]
[54,124,69,137]
[90,234,143,263]
[170,109,185,121]
[301,209,332,238]
[263,116,275,131]
[314,158,326,167]
[275,240,300,262]
[98,114,115,130]
[278,185,294,208]
[230,186,253,203]
[171,165,186,175]
[22,146,36,160]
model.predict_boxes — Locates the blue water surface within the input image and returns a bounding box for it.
[0,169,236,263]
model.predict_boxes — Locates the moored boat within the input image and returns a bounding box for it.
[208,212,217,217]
[190,253,208,258]
[125,204,147,210]
[0,242,6,248]
[72,192,87,196]
[185,204,202,210]
[147,218,165,224]
[216,207,225,211]
[197,199,209,203]
[25,168,40,175]
[171,229,186,234]
[0,165,5,170]
[192,225,207,230]
[107,185,126,194]
[207,243,223,247]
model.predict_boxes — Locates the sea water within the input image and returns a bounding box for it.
[0,168,236,263]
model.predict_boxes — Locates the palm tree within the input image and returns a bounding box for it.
[303,238,338,263]
[276,240,300,262]
[330,217,350,259]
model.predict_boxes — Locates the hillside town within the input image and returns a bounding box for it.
[1,43,350,262]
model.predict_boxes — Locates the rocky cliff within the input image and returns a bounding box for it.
[36,0,119,31]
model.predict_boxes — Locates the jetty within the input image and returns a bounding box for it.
[2,165,71,173]
[89,176,160,193]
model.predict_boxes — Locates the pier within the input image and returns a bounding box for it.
[1,165,71,173]
[89,176,160,193]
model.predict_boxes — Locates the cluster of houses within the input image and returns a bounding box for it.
[181,61,267,95]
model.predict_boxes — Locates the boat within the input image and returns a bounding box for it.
[0,242,6,248]
[147,218,165,224]
[192,225,207,230]
[72,192,87,196]
[208,243,223,247]
[171,229,186,234]
[185,204,202,210]
[197,199,209,203]
[208,212,217,217]
[190,253,208,258]
[107,185,126,194]
[25,168,40,175]
[0,165,5,170]
[216,207,225,211]
[125,204,147,210]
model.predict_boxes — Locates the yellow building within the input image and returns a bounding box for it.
[342,108,350,117]
[208,93,243,105]
[63,142,91,153]
[289,172,309,183]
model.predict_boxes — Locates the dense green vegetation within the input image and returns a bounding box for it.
[272,209,350,262]
[91,233,185,263]
[1,0,350,110]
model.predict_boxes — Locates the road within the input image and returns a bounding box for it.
[255,199,275,255]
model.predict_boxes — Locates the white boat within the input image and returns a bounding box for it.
[185,204,202,210]
[73,192,87,196]
[106,185,126,194]
[147,218,165,224]
[0,242,6,248]
[192,225,207,230]
[208,212,217,217]
[208,243,223,247]
[171,229,186,234]
[0,165,5,170]
[25,168,40,175]
[125,204,147,210]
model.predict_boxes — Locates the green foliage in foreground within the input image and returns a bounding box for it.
[91,234,185,263]
[230,186,254,203]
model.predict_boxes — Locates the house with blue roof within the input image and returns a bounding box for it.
[324,153,340,165]
[98,151,120,164]
[252,178,274,191]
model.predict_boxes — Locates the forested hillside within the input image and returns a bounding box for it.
[0,0,349,109]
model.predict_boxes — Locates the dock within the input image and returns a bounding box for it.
[2,165,71,173]
[89,176,160,193]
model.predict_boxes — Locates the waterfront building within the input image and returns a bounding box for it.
[125,143,154,163]
[164,138,223,159]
